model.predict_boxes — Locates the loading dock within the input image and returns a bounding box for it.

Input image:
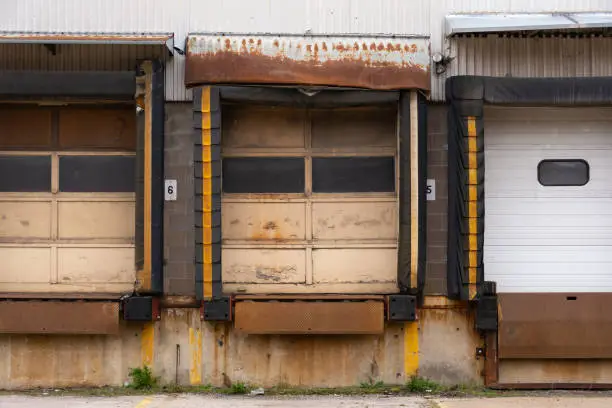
[448,76,612,387]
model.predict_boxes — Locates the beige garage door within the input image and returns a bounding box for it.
[0,105,136,294]
[221,104,399,294]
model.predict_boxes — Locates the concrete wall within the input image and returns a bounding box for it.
[0,307,482,389]
[425,104,448,296]
[164,103,196,296]
[0,324,142,389]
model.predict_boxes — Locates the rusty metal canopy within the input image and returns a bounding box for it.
[185,34,430,90]
[0,31,175,54]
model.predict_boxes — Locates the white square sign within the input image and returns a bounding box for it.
[426,179,436,201]
[165,179,177,201]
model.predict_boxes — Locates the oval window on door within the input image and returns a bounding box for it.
[538,159,589,187]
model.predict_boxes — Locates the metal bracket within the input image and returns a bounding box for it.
[386,294,417,321]
[201,297,232,321]
[122,296,161,322]
[475,281,498,331]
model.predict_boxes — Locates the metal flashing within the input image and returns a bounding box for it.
[0,31,174,54]
[446,13,612,36]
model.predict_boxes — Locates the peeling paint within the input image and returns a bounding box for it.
[186,34,430,90]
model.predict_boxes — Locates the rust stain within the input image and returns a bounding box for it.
[250,220,289,240]
[185,36,430,90]
[0,301,119,334]
[234,300,384,334]
[498,293,612,359]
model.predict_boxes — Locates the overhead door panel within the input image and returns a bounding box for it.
[222,104,399,294]
[484,106,612,293]
[0,105,136,294]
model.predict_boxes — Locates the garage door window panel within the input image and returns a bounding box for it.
[538,159,589,187]
[222,103,399,293]
[222,157,305,193]
[59,155,136,193]
[312,156,395,193]
[0,155,52,192]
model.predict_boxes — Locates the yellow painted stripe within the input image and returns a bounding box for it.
[468,251,478,266]
[202,195,213,212]
[469,185,478,199]
[134,397,153,408]
[468,169,478,185]
[201,87,214,300]
[202,228,213,245]
[202,145,212,162]
[201,87,211,112]
[142,61,153,291]
[468,234,478,251]
[467,116,478,300]
[404,322,419,377]
[409,92,419,289]
[468,152,478,169]
[203,212,212,228]
[468,218,478,233]
[203,259,213,298]
[141,323,154,367]
[189,328,202,384]
[468,137,478,153]
[467,117,477,137]
[468,202,477,218]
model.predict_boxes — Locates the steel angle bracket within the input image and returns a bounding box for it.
[201,296,232,321]
[386,294,417,321]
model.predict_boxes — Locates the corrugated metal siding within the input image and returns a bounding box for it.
[3,0,612,100]
[0,0,190,100]
[1,0,430,101]
[0,44,165,71]
[448,36,612,82]
[188,0,429,36]
[429,0,612,100]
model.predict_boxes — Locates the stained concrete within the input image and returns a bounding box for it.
[0,395,429,408]
[418,299,483,386]
[434,397,612,408]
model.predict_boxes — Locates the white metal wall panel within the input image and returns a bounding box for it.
[4,0,612,100]
[484,106,612,293]
[429,0,612,100]
[448,36,612,82]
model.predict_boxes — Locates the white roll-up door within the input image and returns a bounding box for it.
[484,107,612,293]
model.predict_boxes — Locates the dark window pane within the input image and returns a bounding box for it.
[0,155,51,192]
[538,160,589,186]
[59,155,135,192]
[222,157,305,193]
[312,157,395,193]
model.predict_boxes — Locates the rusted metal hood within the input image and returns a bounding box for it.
[185,34,430,90]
